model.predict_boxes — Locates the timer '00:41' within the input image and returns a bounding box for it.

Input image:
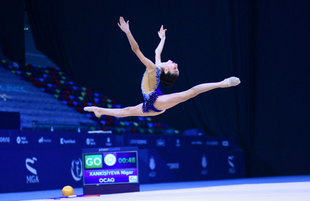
[118,157,136,163]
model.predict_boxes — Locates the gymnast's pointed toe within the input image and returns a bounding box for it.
[228,76,241,87]
[84,106,93,112]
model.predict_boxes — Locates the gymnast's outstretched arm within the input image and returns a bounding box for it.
[118,16,156,72]
[155,25,167,65]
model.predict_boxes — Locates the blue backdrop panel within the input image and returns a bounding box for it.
[146,149,176,183]
[0,129,116,193]
[130,133,245,184]
[0,150,83,192]
[136,149,149,184]
[137,148,245,184]
[0,130,245,192]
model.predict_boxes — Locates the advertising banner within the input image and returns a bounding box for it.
[0,129,116,193]
[137,148,245,184]
[0,130,245,193]
[0,150,83,192]
[123,134,237,150]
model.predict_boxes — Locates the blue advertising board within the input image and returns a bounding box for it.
[0,149,83,192]
[0,129,115,150]
[137,148,245,184]
[0,129,116,193]
[123,134,245,183]
[0,130,245,193]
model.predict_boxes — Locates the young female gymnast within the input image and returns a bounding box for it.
[84,16,240,117]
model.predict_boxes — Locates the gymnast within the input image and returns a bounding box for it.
[84,16,240,117]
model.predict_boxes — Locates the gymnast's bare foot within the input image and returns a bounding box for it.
[222,76,241,88]
[84,106,102,118]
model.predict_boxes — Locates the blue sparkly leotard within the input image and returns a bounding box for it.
[141,66,164,113]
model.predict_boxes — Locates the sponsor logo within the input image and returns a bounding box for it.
[222,141,229,146]
[25,157,39,183]
[201,155,208,175]
[0,137,10,143]
[86,138,96,146]
[71,158,83,181]
[0,94,11,101]
[175,139,181,147]
[129,176,138,183]
[104,154,116,166]
[191,141,203,145]
[149,156,156,170]
[0,85,27,93]
[201,155,207,168]
[206,141,219,146]
[130,139,147,145]
[99,178,115,183]
[156,139,165,147]
[60,138,76,144]
[17,136,28,144]
[38,136,52,144]
[98,148,109,152]
[149,155,156,178]
[167,163,179,169]
[228,155,235,174]
[85,155,103,169]
[106,137,112,146]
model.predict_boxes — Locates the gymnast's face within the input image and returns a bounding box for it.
[164,60,179,75]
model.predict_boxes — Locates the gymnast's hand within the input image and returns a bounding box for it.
[158,25,167,39]
[118,16,130,33]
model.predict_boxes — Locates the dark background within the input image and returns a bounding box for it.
[1,0,309,177]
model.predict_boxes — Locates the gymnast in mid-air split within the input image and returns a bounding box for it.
[84,16,240,118]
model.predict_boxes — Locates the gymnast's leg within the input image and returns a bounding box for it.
[154,76,240,111]
[84,103,165,118]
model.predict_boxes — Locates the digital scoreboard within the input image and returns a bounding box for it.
[82,147,139,195]
[84,151,138,185]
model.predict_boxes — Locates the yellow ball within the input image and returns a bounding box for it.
[62,185,74,197]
